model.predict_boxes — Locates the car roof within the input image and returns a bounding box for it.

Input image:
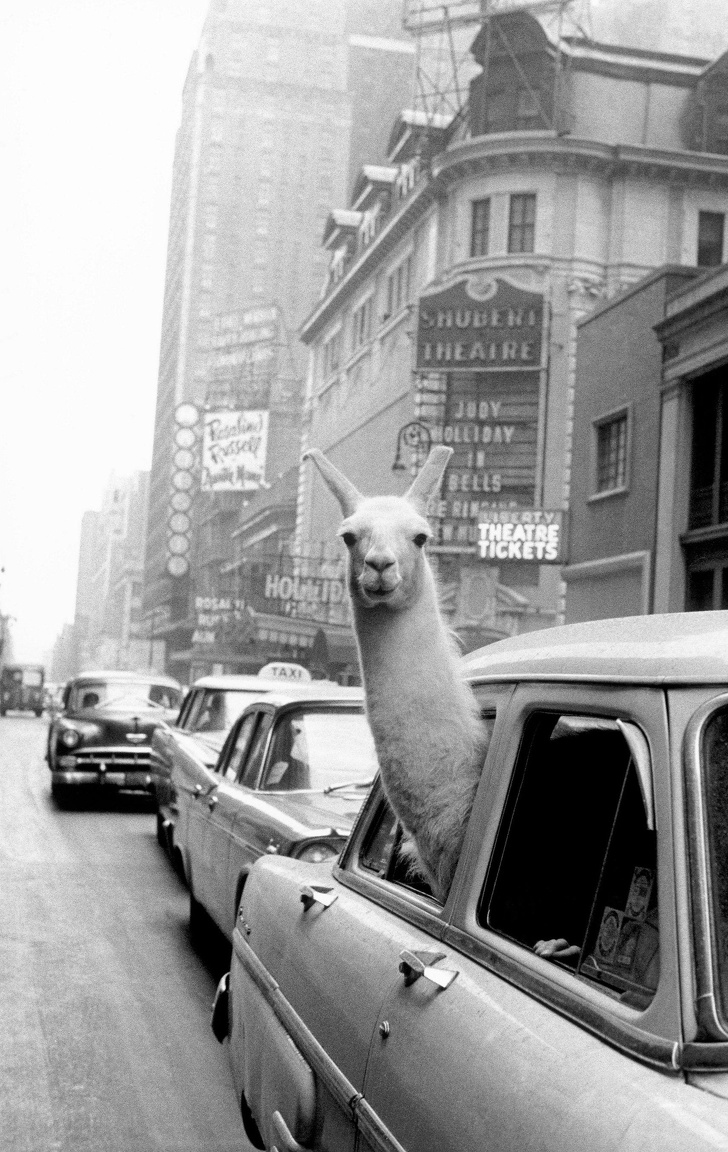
[462,611,728,686]
[239,684,365,710]
[72,670,182,688]
[187,674,291,690]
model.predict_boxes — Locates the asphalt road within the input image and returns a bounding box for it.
[0,715,246,1151]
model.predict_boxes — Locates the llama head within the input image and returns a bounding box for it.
[303,446,453,610]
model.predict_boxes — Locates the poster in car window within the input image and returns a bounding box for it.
[200,409,269,492]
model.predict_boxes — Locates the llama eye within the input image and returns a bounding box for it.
[413,533,429,548]
[341,531,357,547]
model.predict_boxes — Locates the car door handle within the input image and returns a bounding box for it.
[398,949,459,989]
[299,884,337,911]
[207,795,218,810]
[271,1110,308,1152]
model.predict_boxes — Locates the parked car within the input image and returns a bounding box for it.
[214,612,728,1152]
[177,684,377,944]
[47,671,183,804]
[1,663,45,716]
[151,672,298,856]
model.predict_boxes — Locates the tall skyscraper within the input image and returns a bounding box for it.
[144,0,414,678]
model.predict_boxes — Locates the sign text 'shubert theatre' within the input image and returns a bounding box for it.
[416,276,546,549]
[416,276,543,372]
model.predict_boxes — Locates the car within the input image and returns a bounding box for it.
[47,670,183,804]
[177,684,377,945]
[151,671,310,859]
[1,663,45,716]
[214,612,728,1152]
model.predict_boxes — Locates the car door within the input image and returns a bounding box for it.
[360,682,688,1152]
[233,796,452,1152]
[196,709,272,935]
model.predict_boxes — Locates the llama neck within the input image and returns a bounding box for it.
[352,566,460,711]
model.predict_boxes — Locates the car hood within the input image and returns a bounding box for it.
[257,787,369,835]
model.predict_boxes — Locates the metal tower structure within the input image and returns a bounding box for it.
[401,0,591,127]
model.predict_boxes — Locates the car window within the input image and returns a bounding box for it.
[259,709,378,792]
[359,798,436,899]
[184,688,257,733]
[239,713,274,789]
[479,713,658,1009]
[355,714,496,902]
[220,713,260,782]
[701,706,728,1023]
[69,680,181,712]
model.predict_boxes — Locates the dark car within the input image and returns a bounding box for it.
[1,663,45,716]
[176,685,377,943]
[47,670,183,804]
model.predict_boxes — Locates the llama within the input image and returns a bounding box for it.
[304,445,490,901]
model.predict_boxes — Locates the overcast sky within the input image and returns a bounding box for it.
[0,0,209,661]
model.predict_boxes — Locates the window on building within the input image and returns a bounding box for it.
[479,713,658,1008]
[351,297,373,352]
[322,329,342,377]
[689,371,728,529]
[595,411,629,494]
[484,89,508,133]
[470,199,491,258]
[508,193,536,253]
[515,87,542,130]
[385,255,413,318]
[697,211,725,267]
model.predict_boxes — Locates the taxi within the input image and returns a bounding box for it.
[214,612,728,1152]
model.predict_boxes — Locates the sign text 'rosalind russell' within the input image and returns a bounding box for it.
[477,511,565,563]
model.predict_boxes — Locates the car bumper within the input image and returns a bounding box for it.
[52,749,154,791]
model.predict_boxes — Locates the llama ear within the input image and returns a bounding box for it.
[404,445,453,512]
[303,448,363,517]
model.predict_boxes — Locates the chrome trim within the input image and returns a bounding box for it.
[232,930,407,1152]
[683,692,728,1041]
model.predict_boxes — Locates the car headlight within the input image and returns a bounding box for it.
[295,841,341,864]
[60,728,81,748]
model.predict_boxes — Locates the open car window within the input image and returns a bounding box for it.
[356,712,496,903]
[479,712,659,1010]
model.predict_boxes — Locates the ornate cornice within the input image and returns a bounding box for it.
[300,132,728,345]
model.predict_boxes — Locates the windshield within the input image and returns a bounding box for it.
[185,688,262,734]
[22,669,43,687]
[70,680,182,712]
[261,709,378,792]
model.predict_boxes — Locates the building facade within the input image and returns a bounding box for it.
[74,473,153,672]
[297,11,728,660]
[143,0,415,680]
[564,261,728,621]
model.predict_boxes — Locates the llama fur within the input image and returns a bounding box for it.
[304,446,490,901]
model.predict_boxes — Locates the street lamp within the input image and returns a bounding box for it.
[392,422,432,475]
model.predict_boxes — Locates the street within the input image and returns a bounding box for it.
[0,715,244,1151]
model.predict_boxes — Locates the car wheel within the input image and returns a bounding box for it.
[189,889,207,941]
[51,782,71,807]
[240,1091,266,1150]
[156,811,166,848]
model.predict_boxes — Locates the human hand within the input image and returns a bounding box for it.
[534,938,580,960]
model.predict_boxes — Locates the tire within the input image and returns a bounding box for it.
[156,811,166,848]
[189,889,207,941]
[51,781,71,807]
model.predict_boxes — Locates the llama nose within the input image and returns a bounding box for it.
[365,550,395,573]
